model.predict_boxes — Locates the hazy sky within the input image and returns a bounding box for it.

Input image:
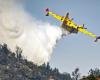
[23,0,100,75]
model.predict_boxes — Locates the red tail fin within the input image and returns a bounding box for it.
[45,8,49,12]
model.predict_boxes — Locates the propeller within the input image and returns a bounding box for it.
[83,24,84,27]
[66,12,69,18]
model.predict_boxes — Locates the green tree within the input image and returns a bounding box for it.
[89,68,100,77]
[72,68,80,80]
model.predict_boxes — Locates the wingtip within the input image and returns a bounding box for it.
[45,8,49,12]
[45,8,49,16]
[94,36,100,42]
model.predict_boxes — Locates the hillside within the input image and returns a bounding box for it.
[0,44,100,80]
[0,44,71,80]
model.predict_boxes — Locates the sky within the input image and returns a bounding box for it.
[23,0,100,75]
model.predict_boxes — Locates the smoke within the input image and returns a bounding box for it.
[0,0,64,65]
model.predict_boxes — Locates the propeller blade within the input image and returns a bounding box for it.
[66,12,69,18]
[83,24,84,27]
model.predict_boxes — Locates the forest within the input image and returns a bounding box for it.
[0,44,100,80]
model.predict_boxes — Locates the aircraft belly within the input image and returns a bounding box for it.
[62,25,78,34]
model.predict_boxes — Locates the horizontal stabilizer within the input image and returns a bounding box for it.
[94,36,100,42]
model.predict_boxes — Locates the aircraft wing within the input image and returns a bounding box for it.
[45,8,65,22]
[48,11,99,40]
[47,10,97,37]
[77,28,100,42]
[78,28,97,38]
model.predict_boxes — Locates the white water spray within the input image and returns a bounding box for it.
[0,0,67,65]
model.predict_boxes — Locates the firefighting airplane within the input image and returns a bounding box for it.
[45,8,100,42]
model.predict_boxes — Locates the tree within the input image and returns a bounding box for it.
[89,68,100,77]
[72,68,80,80]
[16,47,22,61]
